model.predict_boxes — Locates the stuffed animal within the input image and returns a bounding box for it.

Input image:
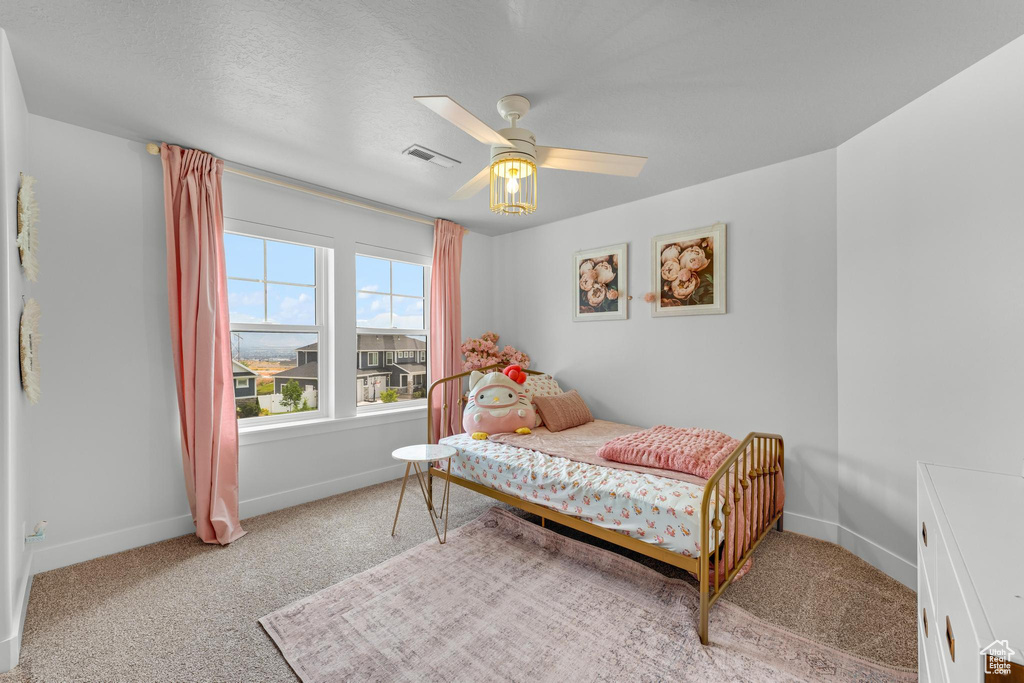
[463,365,535,440]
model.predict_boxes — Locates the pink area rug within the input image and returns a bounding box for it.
[261,508,917,682]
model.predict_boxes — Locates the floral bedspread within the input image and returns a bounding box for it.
[438,433,712,558]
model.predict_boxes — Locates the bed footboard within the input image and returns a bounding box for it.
[697,432,785,643]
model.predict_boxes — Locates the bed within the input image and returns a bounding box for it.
[426,365,784,646]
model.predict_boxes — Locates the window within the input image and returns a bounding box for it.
[235,378,248,390]
[226,232,329,423]
[356,252,429,409]
[368,352,378,365]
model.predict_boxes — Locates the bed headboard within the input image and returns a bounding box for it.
[426,364,546,444]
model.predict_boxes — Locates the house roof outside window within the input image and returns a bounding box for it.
[274,361,318,381]
[392,363,427,375]
[232,360,258,378]
[357,334,425,352]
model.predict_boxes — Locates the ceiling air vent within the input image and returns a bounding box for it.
[402,144,460,169]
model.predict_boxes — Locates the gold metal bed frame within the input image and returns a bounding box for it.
[426,364,784,645]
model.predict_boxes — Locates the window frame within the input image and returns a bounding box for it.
[355,245,430,414]
[226,220,332,428]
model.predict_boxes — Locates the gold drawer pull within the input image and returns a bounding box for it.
[921,521,927,546]
[922,607,928,637]
[945,615,955,662]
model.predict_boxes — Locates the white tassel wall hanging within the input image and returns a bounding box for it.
[20,298,41,405]
[17,173,39,282]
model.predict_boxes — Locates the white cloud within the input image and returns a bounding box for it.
[357,285,381,299]
[357,312,392,328]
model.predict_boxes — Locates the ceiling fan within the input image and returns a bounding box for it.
[414,94,647,216]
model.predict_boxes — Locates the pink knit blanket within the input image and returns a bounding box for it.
[597,425,740,479]
[599,425,785,582]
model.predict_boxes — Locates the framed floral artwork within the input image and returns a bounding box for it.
[652,223,726,316]
[574,243,628,322]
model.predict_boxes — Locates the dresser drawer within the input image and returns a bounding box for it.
[917,468,938,586]
[919,552,945,682]
[936,547,982,683]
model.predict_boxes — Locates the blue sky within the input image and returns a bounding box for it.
[226,234,316,325]
[225,236,425,330]
[355,255,424,329]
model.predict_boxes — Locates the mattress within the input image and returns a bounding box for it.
[438,431,712,558]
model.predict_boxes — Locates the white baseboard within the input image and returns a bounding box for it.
[782,510,839,543]
[31,463,407,575]
[238,462,406,519]
[0,623,15,674]
[837,524,916,589]
[780,511,915,589]
[32,513,196,575]
[0,554,33,673]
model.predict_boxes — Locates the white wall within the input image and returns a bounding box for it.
[0,28,32,673]
[836,35,1024,568]
[492,150,841,540]
[23,114,495,574]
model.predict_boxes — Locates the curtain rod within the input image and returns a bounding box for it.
[145,142,466,232]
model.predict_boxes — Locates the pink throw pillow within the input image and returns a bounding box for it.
[532,390,594,433]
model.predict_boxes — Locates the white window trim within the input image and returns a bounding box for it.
[226,219,333,429]
[356,247,431,414]
[368,351,378,365]
[235,378,249,389]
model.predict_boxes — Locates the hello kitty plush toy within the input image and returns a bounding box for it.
[463,365,535,440]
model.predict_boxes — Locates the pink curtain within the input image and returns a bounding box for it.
[161,143,246,545]
[429,219,465,442]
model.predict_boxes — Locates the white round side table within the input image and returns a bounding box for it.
[391,444,457,544]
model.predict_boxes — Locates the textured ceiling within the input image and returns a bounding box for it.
[2,1,1023,235]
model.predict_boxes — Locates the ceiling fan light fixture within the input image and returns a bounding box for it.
[490,157,537,215]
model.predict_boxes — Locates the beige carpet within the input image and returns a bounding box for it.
[263,507,916,682]
[1,477,917,682]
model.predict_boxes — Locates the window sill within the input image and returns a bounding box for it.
[238,404,427,446]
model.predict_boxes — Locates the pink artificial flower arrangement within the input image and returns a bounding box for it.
[461,331,531,372]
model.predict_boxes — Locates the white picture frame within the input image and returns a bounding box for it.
[573,243,628,322]
[651,223,726,317]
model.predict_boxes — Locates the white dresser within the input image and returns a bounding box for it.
[918,463,1023,682]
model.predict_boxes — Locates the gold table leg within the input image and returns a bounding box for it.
[393,456,454,544]
[440,457,452,543]
[391,462,412,537]
[412,462,444,544]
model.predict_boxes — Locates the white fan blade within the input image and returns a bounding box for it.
[536,146,647,177]
[415,96,512,147]
[450,165,491,200]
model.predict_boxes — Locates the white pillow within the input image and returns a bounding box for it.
[522,374,564,427]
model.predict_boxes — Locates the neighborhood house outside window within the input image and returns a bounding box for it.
[356,252,429,409]
[225,232,328,423]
